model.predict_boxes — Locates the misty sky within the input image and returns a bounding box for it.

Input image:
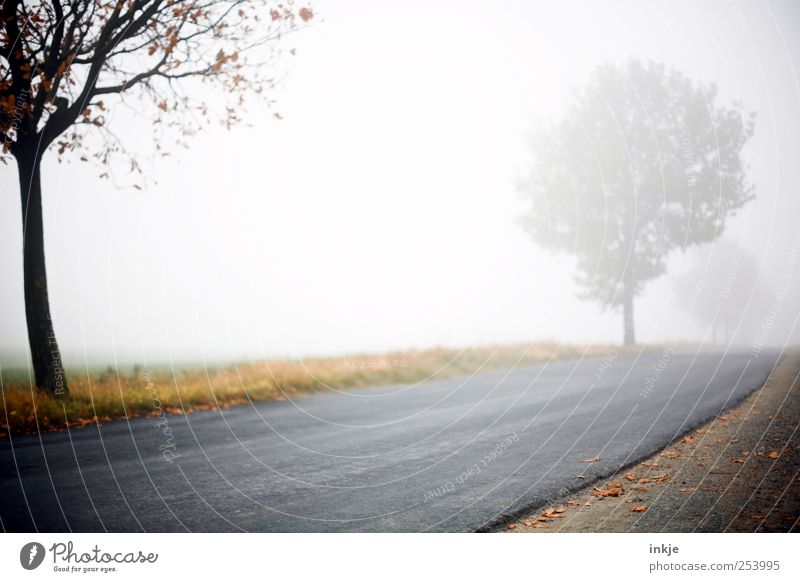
[2,0,800,366]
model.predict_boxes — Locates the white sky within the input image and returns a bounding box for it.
[2,0,800,366]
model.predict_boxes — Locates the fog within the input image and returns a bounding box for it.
[2,0,800,367]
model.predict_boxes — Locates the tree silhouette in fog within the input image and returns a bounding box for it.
[674,238,768,344]
[1,1,312,394]
[520,60,755,345]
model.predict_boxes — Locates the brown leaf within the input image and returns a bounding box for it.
[541,508,565,519]
[732,459,745,464]
[661,450,680,459]
[679,487,697,493]
[624,473,637,482]
[752,514,768,519]
[631,505,649,512]
[578,455,602,463]
[632,486,648,493]
[652,474,670,483]
[681,435,694,444]
[768,451,780,459]
[592,485,624,498]
[642,462,660,468]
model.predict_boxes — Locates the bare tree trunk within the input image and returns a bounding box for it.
[16,145,68,395]
[623,282,635,346]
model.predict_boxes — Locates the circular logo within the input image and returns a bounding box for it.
[20,542,46,570]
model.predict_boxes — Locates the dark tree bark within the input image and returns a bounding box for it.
[15,142,68,395]
[623,283,635,346]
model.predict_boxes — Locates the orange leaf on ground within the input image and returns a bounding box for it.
[632,487,648,493]
[541,508,565,519]
[661,450,680,459]
[507,523,517,529]
[624,473,637,481]
[768,451,780,459]
[681,435,694,444]
[578,455,602,463]
[631,505,649,512]
[592,485,624,498]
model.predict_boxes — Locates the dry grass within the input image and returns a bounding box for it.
[1,343,623,436]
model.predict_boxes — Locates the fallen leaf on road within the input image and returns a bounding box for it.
[592,484,624,497]
[732,459,745,464]
[507,523,517,530]
[679,487,697,493]
[752,514,767,519]
[642,462,660,468]
[652,473,670,483]
[681,435,694,444]
[566,500,582,507]
[579,455,602,463]
[631,505,649,512]
[541,508,565,519]
[661,450,680,459]
[768,451,780,459]
[632,487,648,493]
[624,473,637,481]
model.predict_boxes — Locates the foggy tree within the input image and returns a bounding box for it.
[520,60,755,345]
[1,1,313,394]
[674,237,768,344]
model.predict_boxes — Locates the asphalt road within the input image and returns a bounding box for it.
[0,350,779,532]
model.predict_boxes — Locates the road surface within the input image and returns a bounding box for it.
[0,350,779,532]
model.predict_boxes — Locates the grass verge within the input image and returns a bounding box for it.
[1,343,621,436]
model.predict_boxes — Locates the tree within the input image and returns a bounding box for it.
[520,60,755,345]
[673,237,768,344]
[1,1,313,394]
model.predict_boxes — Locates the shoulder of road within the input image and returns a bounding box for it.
[502,350,800,533]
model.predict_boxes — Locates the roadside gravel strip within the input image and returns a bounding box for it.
[503,351,800,533]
